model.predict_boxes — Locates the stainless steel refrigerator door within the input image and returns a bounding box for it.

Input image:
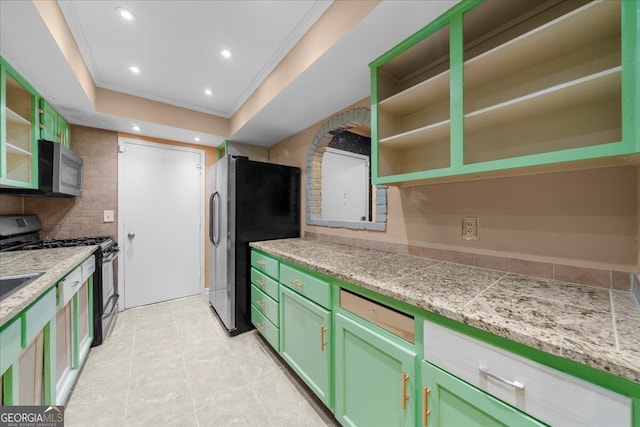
[208,156,234,330]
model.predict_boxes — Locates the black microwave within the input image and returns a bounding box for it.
[1,140,83,197]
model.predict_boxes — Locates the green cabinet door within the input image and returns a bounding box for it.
[40,99,57,142]
[334,312,416,427]
[39,99,70,146]
[280,285,331,408]
[421,361,546,427]
[57,115,70,147]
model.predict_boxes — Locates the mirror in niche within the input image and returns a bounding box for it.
[306,108,387,231]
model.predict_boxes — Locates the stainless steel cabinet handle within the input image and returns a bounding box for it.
[478,366,525,390]
[209,193,216,245]
[211,191,220,247]
[128,232,136,239]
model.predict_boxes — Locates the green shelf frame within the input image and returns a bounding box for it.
[370,0,639,186]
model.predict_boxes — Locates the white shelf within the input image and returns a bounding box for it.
[379,119,450,149]
[5,107,31,126]
[5,142,32,156]
[465,1,619,90]
[465,67,621,134]
[379,67,620,150]
[379,69,450,116]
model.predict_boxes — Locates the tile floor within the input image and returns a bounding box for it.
[65,295,338,427]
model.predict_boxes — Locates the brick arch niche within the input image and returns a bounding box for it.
[306,108,387,231]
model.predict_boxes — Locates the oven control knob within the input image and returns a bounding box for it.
[127,232,136,239]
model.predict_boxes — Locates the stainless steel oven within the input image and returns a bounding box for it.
[96,247,119,346]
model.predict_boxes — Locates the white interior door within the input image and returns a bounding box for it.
[321,148,369,221]
[118,138,204,309]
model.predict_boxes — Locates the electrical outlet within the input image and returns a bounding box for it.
[462,217,479,240]
[103,210,114,223]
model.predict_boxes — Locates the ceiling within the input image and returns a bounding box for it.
[0,0,459,148]
[58,0,330,119]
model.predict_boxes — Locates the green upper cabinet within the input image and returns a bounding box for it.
[216,141,227,160]
[370,0,639,185]
[40,99,70,147]
[334,312,416,427]
[421,361,546,427]
[0,58,39,189]
[1,56,72,189]
[39,99,57,142]
[57,116,70,148]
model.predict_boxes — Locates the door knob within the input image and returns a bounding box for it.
[127,232,136,239]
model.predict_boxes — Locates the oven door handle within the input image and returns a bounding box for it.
[102,293,120,318]
[102,251,119,263]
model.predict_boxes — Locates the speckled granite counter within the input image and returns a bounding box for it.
[251,238,640,383]
[0,246,97,327]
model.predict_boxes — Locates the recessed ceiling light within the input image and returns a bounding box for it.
[116,7,134,20]
[131,125,141,131]
[129,66,140,74]
[220,49,232,59]
[204,89,213,96]
[194,136,201,142]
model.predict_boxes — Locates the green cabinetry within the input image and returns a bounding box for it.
[250,251,280,350]
[1,56,71,189]
[54,258,94,405]
[280,270,332,408]
[0,255,94,406]
[421,361,545,427]
[251,250,334,407]
[0,318,22,377]
[423,318,633,426]
[40,99,70,147]
[249,248,639,426]
[370,0,639,185]
[0,288,56,405]
[0,58,38,189]
[334,312,416,427]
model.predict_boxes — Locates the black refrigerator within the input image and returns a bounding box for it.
[208,155,300,335]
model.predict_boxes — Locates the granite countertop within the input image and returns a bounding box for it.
[251,238,640,383]
[0,246,97,327]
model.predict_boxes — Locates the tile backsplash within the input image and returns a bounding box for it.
[305,231,634,290]
[0,125,118,239]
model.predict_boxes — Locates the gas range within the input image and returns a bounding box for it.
[16,236,118,254]
[0,215,118,255]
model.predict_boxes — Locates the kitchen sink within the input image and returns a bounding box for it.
[0,272,44,301]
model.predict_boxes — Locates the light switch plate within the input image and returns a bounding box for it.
[103,210,114,223]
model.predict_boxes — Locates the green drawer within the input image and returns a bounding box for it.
[0,317,21,374]
[251,285,279,326]
[23,287,56,346]
[251,268,279,301]
[251,305,279,351]
[280,263,331,309]
[251,251,279,280]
